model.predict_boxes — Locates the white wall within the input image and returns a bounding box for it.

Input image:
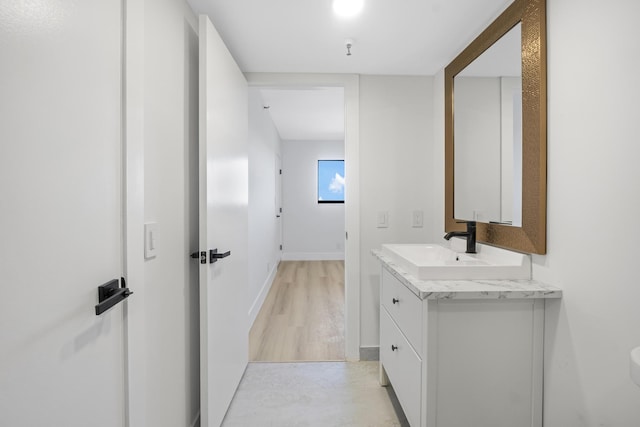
[281,140,346,260]
[360,75,435,347]
[433,1,640,423]
[538,0,640,424]
[248,88,282,325]
[142,0,200,426]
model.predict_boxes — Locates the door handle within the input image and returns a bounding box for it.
[95,278,132,315]
[191,249,231,264]
[191,251,207,264]
[209,248,231,263]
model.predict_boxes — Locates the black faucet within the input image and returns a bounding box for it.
[444,221,477,254]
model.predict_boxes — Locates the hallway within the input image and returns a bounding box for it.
[239,262,408,425]
[250,261,345,362]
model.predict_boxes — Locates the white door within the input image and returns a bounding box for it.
[198,15,249,427]
[275,154,283,254]
[0,1,126,426]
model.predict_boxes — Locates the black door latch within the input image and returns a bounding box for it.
[191,249,231,264]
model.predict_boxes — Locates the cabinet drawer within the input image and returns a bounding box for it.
[381,267,422,351]
[381,307,422,427]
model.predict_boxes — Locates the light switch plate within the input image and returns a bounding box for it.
[377,211,389,228]
[144,222,158,259]
[412,210,424,228]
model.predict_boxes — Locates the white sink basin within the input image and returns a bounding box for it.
[631,347,640,387]
[380,241,530,280]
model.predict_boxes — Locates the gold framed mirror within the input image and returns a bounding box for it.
[445,0,546,254]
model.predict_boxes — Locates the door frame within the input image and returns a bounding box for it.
[275,152,283,258]
[122,0,147,425]
[246,73,360,361]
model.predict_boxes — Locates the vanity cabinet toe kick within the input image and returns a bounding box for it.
[378,264,561,427]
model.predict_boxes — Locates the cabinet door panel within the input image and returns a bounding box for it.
[381,267,423,352]
[435,300,537,427]
[380,308,422,427]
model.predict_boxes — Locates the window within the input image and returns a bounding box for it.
[317,160,345,203]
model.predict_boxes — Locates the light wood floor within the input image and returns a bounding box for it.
[249,260,345,362]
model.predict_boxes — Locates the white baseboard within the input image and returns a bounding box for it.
[360,346,380,361]
[248,262,278,328]
[281,252,345,261]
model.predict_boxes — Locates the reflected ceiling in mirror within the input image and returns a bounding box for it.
[445,0,547,254]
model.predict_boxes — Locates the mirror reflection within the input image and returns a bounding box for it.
[445,0,547,254]
[454,23,522,226]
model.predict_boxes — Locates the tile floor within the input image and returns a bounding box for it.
[222,361,409,427]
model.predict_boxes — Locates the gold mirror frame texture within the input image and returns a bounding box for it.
[445,0,547,254]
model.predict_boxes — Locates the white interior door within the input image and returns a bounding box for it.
[198,15,249,427]
[0,1,126,426]
[275,154,283,256]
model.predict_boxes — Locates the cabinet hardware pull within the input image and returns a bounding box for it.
[392,298,399,304]
[391,345,398,351]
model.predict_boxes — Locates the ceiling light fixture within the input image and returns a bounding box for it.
[345,39,354,56]
[332,0,364,18]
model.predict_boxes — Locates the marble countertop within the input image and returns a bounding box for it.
[372,249,562,301]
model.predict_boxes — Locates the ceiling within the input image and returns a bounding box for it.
[187,0,515,140]
[259,87,345,141]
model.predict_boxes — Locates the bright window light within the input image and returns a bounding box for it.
[318,160,345,204]
[332,0,364,18]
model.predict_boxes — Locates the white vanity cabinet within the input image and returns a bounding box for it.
[378,264,559,427]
